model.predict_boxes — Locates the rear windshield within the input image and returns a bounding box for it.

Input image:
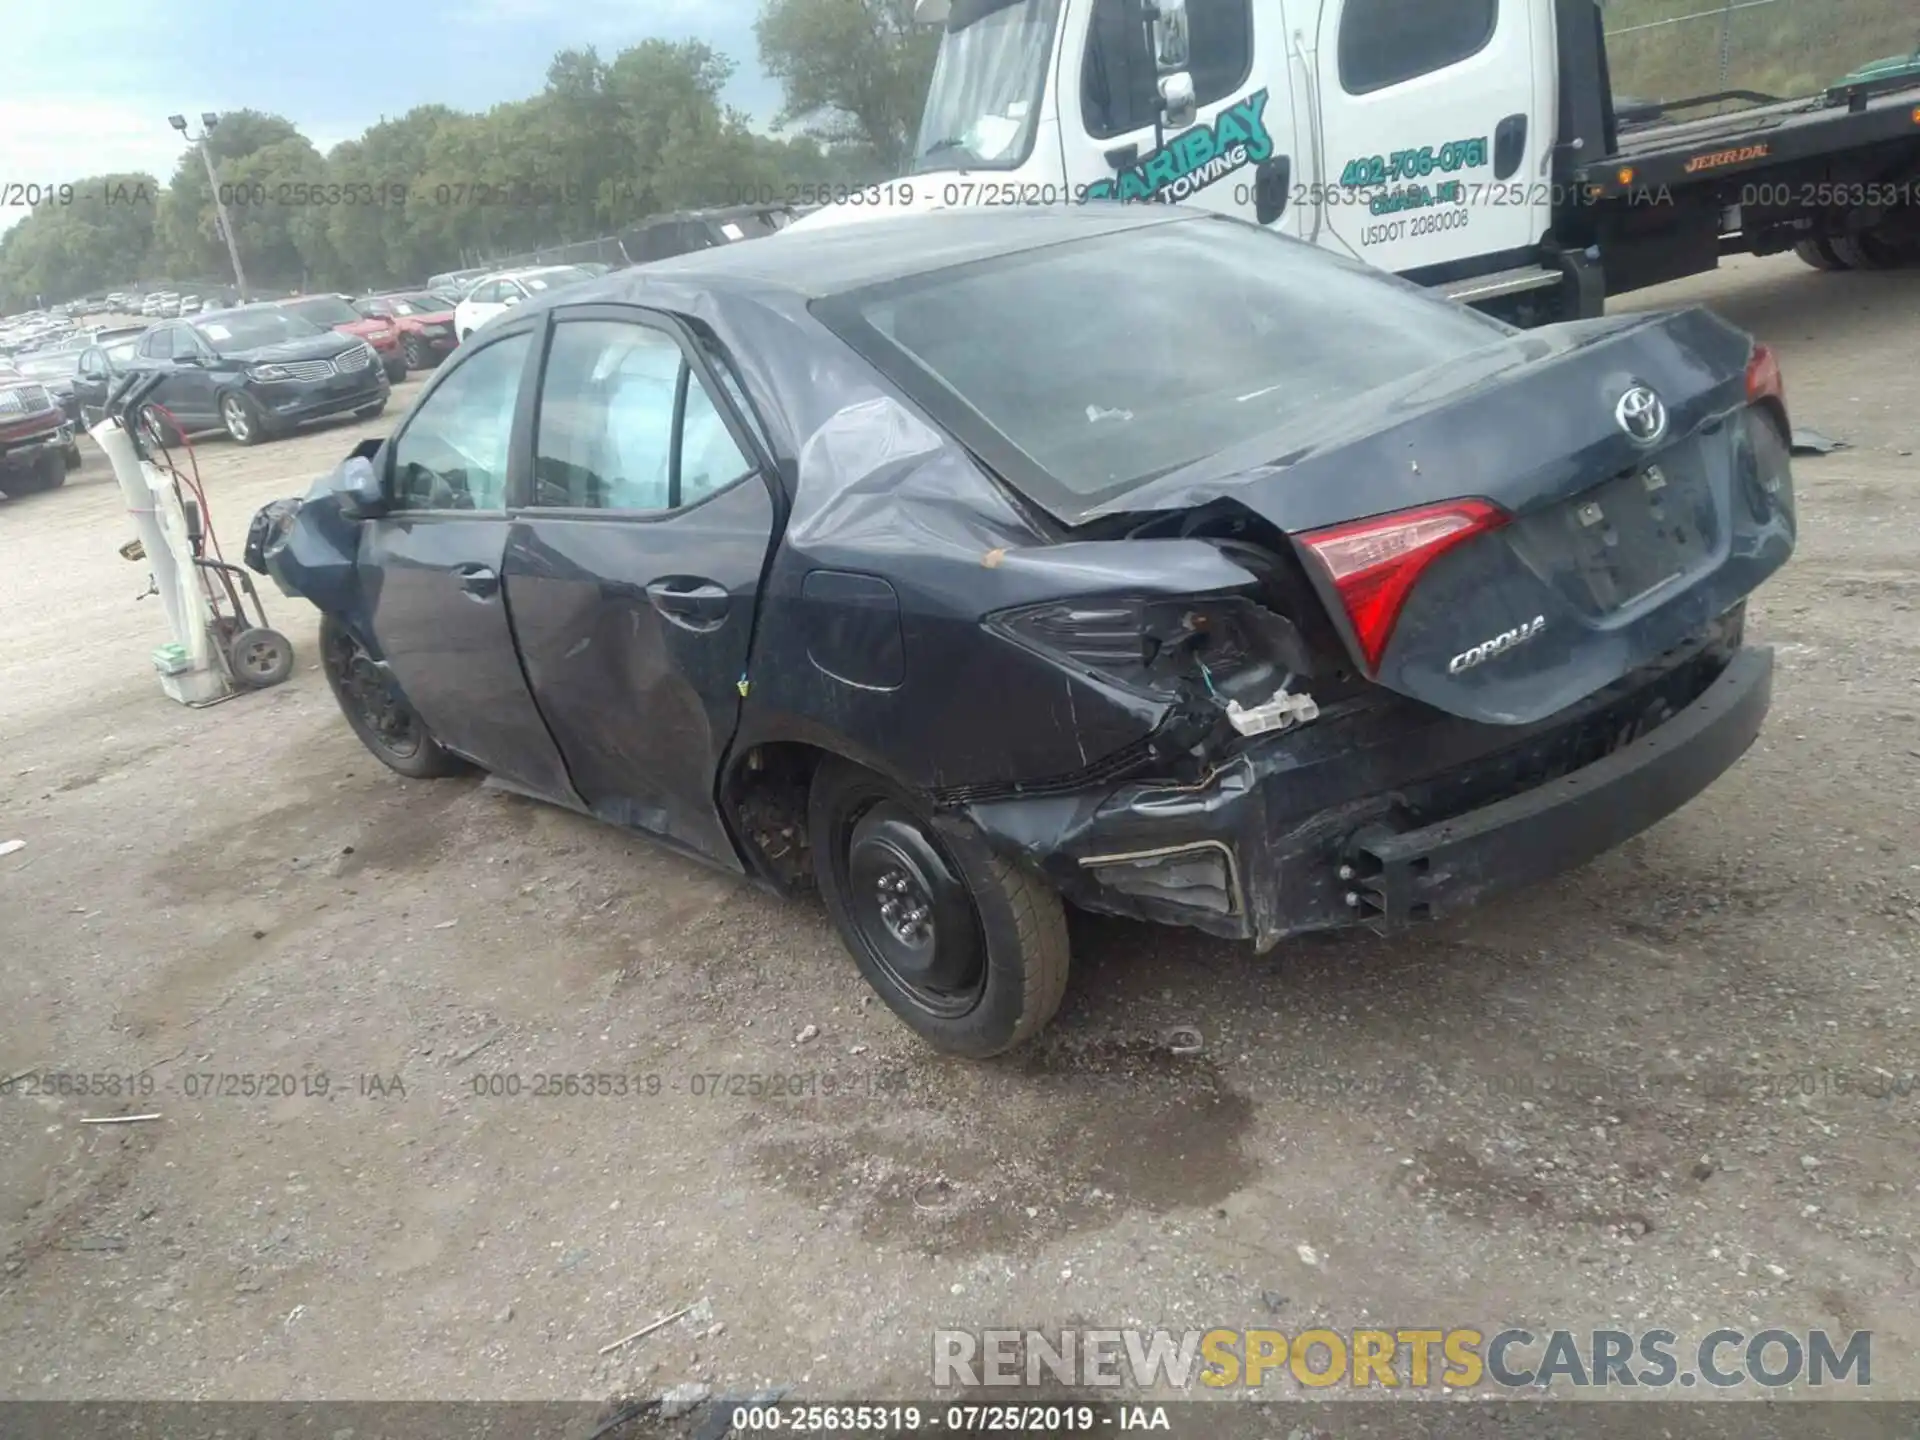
[813,217,1510,517]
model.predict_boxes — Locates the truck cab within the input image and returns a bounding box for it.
[796,0,1920,324]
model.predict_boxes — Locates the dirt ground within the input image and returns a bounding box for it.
[2,255,1917,1407]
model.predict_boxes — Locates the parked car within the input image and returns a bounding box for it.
[426,267,492,305]
[176,295,203,316]
[353,292,459,370]
[0,365,80,497]
[125,304,390,448]
[278,294,408,382]
[246,209,1798,1057]
[8,348,89,430]
[72,335,145,427]
[452,265,594,341]
[620,204,793,265]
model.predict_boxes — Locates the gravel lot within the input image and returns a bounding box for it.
[2,255,1917,1406]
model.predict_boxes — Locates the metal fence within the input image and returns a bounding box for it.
[469,236,632,273]
[1602,0,1919,108]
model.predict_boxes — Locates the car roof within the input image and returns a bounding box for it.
[630,205,1194,299]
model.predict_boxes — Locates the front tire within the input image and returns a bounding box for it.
[221,392,267,446]
[319,613,470,779]
[402,336,428,370]
[808,757,1070,1058]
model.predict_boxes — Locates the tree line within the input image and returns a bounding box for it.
[0,0,935,309]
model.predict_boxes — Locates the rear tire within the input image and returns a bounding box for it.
[1794,237,1850,271]
[808,757,1070,1058]
[137,403,180,449]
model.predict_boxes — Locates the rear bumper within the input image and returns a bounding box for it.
[1343,646,1771,926]
[966,633,1771,949]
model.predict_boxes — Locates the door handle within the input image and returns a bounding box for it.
[455,563,499,598]
[644,578,731,629]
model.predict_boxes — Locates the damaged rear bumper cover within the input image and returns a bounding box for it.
[965,645,1774,950]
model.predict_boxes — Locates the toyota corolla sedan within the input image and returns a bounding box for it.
[247,208,1796,1057]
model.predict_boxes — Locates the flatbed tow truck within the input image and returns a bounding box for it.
[789,0,1920,325]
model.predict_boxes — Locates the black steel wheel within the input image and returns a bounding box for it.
[809,757,1070,1057]
[228,626,294,688]
[318,613,469,779]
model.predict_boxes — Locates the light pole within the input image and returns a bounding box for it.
[169,112,249,303]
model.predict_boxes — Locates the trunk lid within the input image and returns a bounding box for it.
[1100,307,1796,726]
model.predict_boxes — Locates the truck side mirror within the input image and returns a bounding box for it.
[1159,71,1197,131]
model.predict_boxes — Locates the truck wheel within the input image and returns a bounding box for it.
[402,336,428,370]
[1829,234,1905,271]
[319,613,470,779]
[808,756,1071,1058]
[64,442,83,471]
[1794,237,1850,271]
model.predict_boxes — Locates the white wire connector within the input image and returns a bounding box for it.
[1224,688,1320,738]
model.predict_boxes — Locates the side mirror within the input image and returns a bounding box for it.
[334,455,390,521]
[1159,71,1197,131]
[500,294,521,308]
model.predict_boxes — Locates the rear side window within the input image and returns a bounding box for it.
[1338,0,1497,94]
[1083,0,1254,139]
[531,320,752,513]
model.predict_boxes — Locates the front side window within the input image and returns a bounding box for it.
[531,320,752,513]
[389,334,531,511]
[1083,0,1254,139]
[1338,0,1497,94]
[911,0,1063,172]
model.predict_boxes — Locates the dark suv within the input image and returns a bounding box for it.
[0,366,78,498]
[126,306,390,447]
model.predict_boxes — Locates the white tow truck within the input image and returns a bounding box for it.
[789,0,1920,324]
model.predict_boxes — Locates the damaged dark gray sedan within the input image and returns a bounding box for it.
[247,208,1797,1057]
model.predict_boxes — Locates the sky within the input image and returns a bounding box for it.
[0,0,782,238]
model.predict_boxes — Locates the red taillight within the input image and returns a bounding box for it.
[1746,342,1786,410]
[1300,499,1509,672]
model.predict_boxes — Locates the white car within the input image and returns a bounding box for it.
[452,265,595,341]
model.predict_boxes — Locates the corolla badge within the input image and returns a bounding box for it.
[1616,384,1668,445]
[1450,616,1546,674]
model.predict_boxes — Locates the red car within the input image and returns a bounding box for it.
[0,366,80,499]
[277,294,409,382]
[352,291,460,371]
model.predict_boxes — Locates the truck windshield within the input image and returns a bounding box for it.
[910,0,1062,173]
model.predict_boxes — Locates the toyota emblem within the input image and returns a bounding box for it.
[1616,384,1668,445]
